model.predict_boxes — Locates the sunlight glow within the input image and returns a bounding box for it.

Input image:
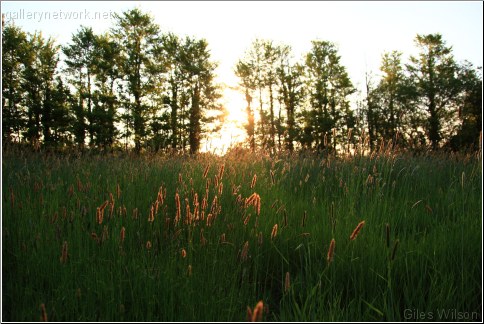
[202,86,247,154]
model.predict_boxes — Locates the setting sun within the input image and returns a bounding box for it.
[204,85,247,154]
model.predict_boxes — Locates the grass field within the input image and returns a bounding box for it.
[2,147,482,321]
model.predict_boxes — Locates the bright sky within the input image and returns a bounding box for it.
[2,1,483,152]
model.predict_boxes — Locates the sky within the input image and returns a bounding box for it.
[2,1,483,151]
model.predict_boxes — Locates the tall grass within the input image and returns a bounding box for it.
[2,147,481,321]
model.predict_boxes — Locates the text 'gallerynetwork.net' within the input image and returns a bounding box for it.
[3,9,115,23]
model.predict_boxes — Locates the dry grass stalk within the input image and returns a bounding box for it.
[185,203,191,225]
[40,303,48,322]
[327,239,335,264]
[245,193,261,215]
[241,241,249,262]
[220,233,226,243]
[203,164,210,178]
[91,232,100,244]
[210,195,218,215]
[349,220,365,240]
[243,214,251,226]
[155,200,160,215]
[270,170,275,185]
[100,200,109,211]
[284,272,291,293]
[175,193,181,225]
[116,183,121,199]
[120,227,126,244]
[302,210,307,227]
[271,200,278,209]
[201,197,207,211]
[218,164,225,180]
[218,182,224,195]
[132,208,139,220]
[251,301,264,322]
[200,229,207,246]
[251,174,257,189]
[51,212,58,224]
[232,184,241,196]
[148,204,155,222]
[247,307,253,322]
[271,224,278,240]
[187,264,192,277]
[206,213,213,227]
[205,178,211,192]
[60,241,68,264]
[193,202,199,221]
[101,225,109,243]
[96,207,102,225]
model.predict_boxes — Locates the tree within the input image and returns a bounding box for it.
[369,51,419,149]
[49,77,74,146]
[2,23,27,143]
[235,59,257,151]
[276,47,304,152]
[63,26,97,147]
[448,63,482,151]
[112,8,160,153]
[91,33,122,149]
[22,32,59,147]
[304,40,355,152]
[179,37,221,154]
[407,34,462,150]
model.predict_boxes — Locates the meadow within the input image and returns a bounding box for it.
[2,146,482,321]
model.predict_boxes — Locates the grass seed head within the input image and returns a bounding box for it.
[40,303,48,322]
[251,301,264,322]
[271,224,278,240]
[120,227,126,244]
[60,241,68,264]
[251,174,257,189]
[350,220,366,241]
[241,241,249,262]
[327,239,335,264]
[284,272,291,293]
[203,164,210,178]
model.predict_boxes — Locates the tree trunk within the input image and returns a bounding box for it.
[245,88,255,151]
[189,83,201,154]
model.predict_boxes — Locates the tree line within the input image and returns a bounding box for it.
[2,8,221,154]
[2,8,482,154]
[236,36,481,154]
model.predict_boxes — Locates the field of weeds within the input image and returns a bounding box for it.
[2,148,482,321]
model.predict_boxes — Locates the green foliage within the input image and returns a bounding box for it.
[2,24,28,143]
[407,34,463,150]
[2,148,481,321]
[2,11,482,155]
